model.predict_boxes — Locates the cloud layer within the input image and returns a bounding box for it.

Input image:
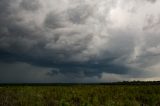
[0,0,160,82]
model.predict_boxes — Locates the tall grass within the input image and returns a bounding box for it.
[0,85,160,106]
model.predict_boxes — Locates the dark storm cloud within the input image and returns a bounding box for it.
[1,0,160,82]
[47,62,130,77]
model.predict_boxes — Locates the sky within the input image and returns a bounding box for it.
[0,0,160,83]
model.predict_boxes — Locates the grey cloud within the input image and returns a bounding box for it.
[0,0,160,82]
[147,0,157,3]
[20,0,41,11]
[67,4,92,24]
[143,14,160,31]
[44,12,66,29]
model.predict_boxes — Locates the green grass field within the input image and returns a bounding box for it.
[0,85,160,106]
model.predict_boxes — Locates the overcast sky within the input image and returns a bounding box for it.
[0,0,160,83]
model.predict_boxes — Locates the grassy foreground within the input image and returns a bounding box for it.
[0,85,160,106]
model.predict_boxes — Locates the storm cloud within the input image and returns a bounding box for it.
[0,0,160,82]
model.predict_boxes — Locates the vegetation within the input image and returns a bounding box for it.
[0,83,160,106]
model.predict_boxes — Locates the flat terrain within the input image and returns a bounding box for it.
[0,84,160,106]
